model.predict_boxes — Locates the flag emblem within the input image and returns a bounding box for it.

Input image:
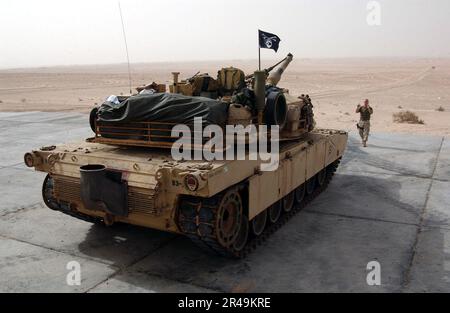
[259,30,281,52]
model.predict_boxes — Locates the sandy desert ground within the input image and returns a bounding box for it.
[0,58,449,136]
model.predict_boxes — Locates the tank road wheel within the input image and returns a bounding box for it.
[282,192,295,213]
[178,188,250,258]
[251,210,267,236]
[215,189,244,248]
[317,169,327,187]
[295,184,306,204]
[233,216,249,252]
[306,176,316,195]
[268,201,282,224]
[42,175,59,211]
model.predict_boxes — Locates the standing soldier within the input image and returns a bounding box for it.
[356,99,373,147]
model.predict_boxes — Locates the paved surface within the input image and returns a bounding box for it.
[0,111,449,293]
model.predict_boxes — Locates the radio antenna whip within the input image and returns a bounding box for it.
[118,1,132,94]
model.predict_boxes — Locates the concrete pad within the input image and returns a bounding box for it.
[0,237,117,293]
[405,227,450,292]
[0,112,90,167]
[0,167,46,215]
[0,112,448,292]
[0,205,175,268]
[14,126,92,146]
[435,137,450,181]
[0,122,90,144]
[0,111,48,120]
[423,180,450,229]
[0,141,41,167]
[0,122,75,141]
[0,120,22,130]
[128,213,417,293]
[342,132,442,178]
[0,111,85,124]
[0,128,91,167]
[11,163,35,171]
[310,172,428,225]
[90,271,215,293]
[0,112,46,120]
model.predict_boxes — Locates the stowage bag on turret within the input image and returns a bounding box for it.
[97,93,228,126]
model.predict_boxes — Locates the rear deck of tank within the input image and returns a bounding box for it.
[1,111,449,292]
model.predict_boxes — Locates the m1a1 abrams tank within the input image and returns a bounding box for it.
[24,53,348,258]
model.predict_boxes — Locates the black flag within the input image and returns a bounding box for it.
[259,30,281,52]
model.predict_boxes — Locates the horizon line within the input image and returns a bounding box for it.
[1,56,449,71]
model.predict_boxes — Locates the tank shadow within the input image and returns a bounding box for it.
[76,170,429,292]
[77,223,176,269]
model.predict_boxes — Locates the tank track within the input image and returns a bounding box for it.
[178,158,341,258]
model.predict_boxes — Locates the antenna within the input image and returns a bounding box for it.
[118,1,132,95]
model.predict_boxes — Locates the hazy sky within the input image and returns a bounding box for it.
[0,0,449,69]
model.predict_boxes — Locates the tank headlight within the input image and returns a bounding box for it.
[24,153,34,167]
[184,174,199,192]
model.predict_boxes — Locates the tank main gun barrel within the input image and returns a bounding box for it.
[266,53,293,86]
[245,53,292,81]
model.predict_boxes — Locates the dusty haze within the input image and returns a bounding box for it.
[1,0,450,69]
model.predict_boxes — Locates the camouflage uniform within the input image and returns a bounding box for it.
[356,105,373,146]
